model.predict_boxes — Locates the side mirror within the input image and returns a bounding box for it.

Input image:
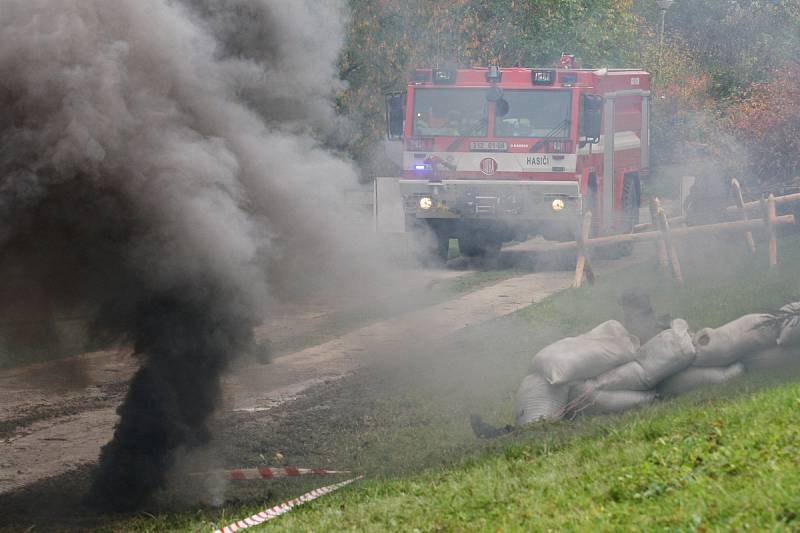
[495,98,509,118]
[485,86,503,102]
[385,92,406,141]
[579,94,602,144]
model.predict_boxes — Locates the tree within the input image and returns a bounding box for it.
[634,0,800,98]
[632,30,723,173]
[727,65,800,185]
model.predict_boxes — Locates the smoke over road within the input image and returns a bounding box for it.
[0,0,359,511]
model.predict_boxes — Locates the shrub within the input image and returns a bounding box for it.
[726,65,800,186]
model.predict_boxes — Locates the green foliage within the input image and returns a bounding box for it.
[726,66,800,185]
[634,31,715,171]
[633,0,800,188]
[635,0,800,98]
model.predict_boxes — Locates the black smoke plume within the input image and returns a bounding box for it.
[90,289,256,510]
[0,0,358,511]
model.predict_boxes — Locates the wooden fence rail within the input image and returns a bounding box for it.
[569,191,796,287]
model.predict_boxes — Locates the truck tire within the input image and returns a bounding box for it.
[406,218,451,265]
[426,221,453,264]
[457,230,502,258]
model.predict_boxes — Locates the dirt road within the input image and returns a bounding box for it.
[0,248,641,497]
[225,269,579,414]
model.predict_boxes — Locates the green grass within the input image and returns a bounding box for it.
[109,234,800,531]
[522,234,800,333]
[117,378,800,532]
[229,381,800,532]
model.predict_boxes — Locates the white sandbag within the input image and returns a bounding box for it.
[578,389,656,416]
[777,302,800,347]
[592,360,650,391]
[693,314,777,367]
[635,319,696,383]
[590,319,695,391]
[530,320,640,385]
[567,379,593,402]
[742,346,800,372]
[515,373,569,425]
[658,363,745,397]
[669,317,690,334]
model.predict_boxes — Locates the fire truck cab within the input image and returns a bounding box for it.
[385,58,650,259]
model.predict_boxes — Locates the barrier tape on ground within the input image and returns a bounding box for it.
[213,476,363,533]
[192,467,350,481]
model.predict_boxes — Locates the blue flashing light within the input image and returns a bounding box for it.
[415,164,427,170]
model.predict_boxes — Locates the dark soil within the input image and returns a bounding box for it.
[0,369,392,532]
[0,382,127,441]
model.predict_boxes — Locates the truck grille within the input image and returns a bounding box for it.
[474,196,498,214]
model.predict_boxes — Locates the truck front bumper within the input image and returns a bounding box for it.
[400,179,582,222]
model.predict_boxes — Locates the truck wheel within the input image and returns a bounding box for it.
[433,233,451,262]
[406,218,452,266]
[458,231,502,258]
[425,220,453,264]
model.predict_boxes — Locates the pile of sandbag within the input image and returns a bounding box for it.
[516,320,639,425]
[660,314,774,397]
[568,319,695,415]
[744,303,800,372]
[515,305,800,426]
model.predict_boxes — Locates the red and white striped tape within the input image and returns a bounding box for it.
[213,476,363,533]
[193,467,350,481]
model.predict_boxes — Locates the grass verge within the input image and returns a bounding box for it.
[226,379,800,531]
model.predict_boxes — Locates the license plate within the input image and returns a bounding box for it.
[469,141,507,152]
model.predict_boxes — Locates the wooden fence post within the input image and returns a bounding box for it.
[656,205,684,284]
[731,178,756,255]
[574,210,595,288]
[761,194,778,268]
[650,197,670,271]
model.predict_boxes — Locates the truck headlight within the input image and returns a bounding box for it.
[419,197,433,210]
[551,198,565,211]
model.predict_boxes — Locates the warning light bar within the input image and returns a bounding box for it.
[532,69,555,85]
[432,69,457,84]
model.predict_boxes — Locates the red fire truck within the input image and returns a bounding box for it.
[385,56,650,259]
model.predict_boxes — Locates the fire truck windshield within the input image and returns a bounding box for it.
[494,90,571,138]
[412,89,487,137]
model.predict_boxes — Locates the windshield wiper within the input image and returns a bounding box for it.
[529,118,570,153]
